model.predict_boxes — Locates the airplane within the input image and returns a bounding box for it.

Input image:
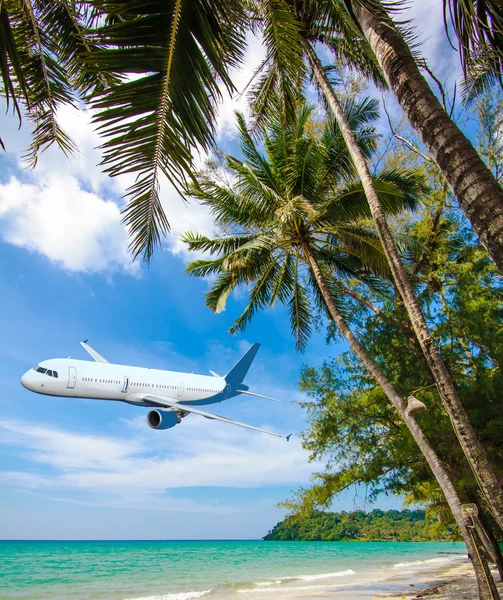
[20,341,292,440]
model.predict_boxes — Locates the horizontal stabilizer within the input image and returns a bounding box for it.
[80,340,109,363]
[209,370,221,378]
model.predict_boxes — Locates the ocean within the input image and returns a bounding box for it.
[0,540,467,600]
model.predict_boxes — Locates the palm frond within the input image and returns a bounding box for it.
[229,258,281,333]
[289,256,313,351]
[0,0,28,137]
[445,0,503,91]
[322,228,391,279]
[323,32,387,89]
[39,0,120,95]
[181,231,259,255]
[249,0,305,128]
[88,0,246,260]
[206,271,236,313]
[323,170,424,223]
[8,0,77,166]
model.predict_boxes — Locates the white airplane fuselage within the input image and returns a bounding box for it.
[19,342,289,439]
[21,358,230,406]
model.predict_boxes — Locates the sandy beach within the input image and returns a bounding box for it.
[376,562,503,600]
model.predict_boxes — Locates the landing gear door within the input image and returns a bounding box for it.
[67,366,77,389]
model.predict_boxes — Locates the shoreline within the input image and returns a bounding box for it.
[375,561,503,599]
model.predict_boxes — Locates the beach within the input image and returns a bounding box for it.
[377,561,502,600]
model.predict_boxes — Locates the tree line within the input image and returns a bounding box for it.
[263,509,461,542]
[2,2,503,598]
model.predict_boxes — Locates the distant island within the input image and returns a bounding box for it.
[263,509,461,542]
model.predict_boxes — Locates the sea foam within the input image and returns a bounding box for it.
[124,590,211,600]
[237,569,356,593]
[297,569,356,581]
[394,556,464,569]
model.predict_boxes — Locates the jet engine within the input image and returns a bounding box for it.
[146,409,179,430]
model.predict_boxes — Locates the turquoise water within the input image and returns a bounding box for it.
[0,540,466,600]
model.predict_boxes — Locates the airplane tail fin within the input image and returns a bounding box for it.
[225,343,260,385]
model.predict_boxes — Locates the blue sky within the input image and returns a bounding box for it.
[0,0,466,540]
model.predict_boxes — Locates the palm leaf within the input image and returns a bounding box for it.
[8,0,77,166]
[181,231,259,256]
[322,170,424,223]
[0,0,29,143]
[229,258,282,333]
[289,256,313,352]
[249,0,305,129]
[87,0,246,260]
[444,0,503,91]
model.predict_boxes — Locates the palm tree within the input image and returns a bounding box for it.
[342,0,503,273]
[183,104,499,599]
[251,0,503,532]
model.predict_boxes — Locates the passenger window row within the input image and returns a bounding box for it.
[82,378,121,384]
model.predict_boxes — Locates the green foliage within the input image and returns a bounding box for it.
[263,509,460,542]
[183,101,421,350]
[288,138,503,529]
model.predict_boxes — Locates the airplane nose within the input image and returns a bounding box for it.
[21,371,33,390]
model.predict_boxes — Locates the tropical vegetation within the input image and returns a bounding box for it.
[263,509,461,542]
[2,2,503,598]
[182,98,500,597]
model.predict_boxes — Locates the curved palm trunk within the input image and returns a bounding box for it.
[347,1,503,273]
[305,41,503,532]
[303,243,500,600]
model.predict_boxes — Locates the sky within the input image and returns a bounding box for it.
[0,1,465,540]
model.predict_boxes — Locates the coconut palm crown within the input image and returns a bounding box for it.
[182,100,422,350]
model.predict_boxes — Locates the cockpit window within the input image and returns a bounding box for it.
[34,366,59,378]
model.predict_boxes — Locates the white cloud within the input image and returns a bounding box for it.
[0,417,315,511]
[0,173,137,274]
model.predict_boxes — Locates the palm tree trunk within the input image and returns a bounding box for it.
[305,40,503,532]
[303,243,499,600]
[347,0,503,274]
[468,489,503,581]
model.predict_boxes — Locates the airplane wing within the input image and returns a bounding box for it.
[143,394,291,440]
[80,340,109,363]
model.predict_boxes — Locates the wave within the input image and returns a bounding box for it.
[237,569,356,593]
[124,590,211,600]
[297,569,356,581]
[394,555,466,569]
